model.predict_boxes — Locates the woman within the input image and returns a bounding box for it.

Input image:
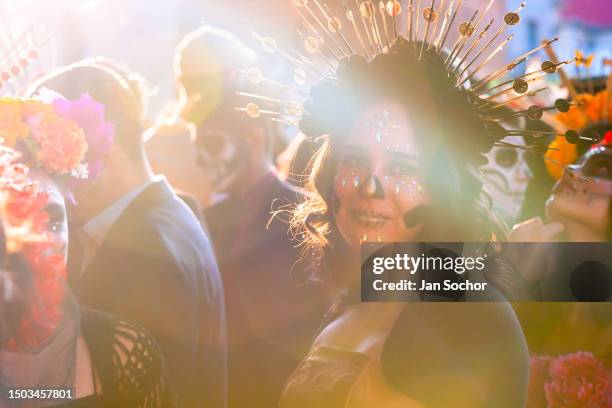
[0,96,179,407]
[271,39,531,407]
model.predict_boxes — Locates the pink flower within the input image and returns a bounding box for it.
[528,354,553,408]
[52,94,115,181]
[545,351,612,408]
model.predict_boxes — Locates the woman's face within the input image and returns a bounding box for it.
[333,101,431,252]
[29,170,69,262]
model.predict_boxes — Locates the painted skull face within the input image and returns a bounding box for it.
[546,145,612,239]
[194,109,250,193]
[482,136,532,223]
[332,101,431,252]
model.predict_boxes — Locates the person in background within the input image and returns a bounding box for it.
[0,106,179,407]
[25,60,227,408]
[167,25,329,408]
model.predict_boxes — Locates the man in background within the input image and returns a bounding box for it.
[161,25,329,408]
[27,60,227,408]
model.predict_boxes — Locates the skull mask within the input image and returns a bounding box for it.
[194,104,252,194]
[482,135,533,224]
[546,144,612,240]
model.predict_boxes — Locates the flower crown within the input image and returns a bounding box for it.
[0,144,66,351]
[0,90,115,182]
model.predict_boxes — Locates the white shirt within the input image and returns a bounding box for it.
[77,179,158,274]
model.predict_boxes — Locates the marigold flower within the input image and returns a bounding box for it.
[0,100,29,145]
[30,116,88,175]
[545,137,578,180]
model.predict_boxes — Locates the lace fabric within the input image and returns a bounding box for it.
[78,308,181,408]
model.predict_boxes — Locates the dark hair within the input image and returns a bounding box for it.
[25,59,148,161]
[291,39,506,276]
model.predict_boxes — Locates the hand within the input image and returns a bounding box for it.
[508,217,565,243]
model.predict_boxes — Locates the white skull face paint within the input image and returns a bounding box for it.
[482,135,533,224]
[195,127,249,193]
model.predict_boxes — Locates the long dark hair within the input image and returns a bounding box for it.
[290,39,506,280]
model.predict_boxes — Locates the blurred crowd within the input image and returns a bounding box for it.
[0,1,611,407]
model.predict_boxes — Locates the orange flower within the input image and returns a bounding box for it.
[21,99,54,118]
[31,116,88,175]
[555,91,612,131]
[0,99,29,145]
[545,136,577,180]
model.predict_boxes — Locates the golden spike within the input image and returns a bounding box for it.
[369,1,386,52]
[323,2,357,55]
[236,103,282,119]
[451,0,497,71]
[432,0,453,50]
[484,87,548,111]
[299,0,349,58]
[445,10,478,68]
[457,2,525,84]
[460,34,514,88]
[241,67,310,95]
[355,0,377,55]
[297,29,339,70]
[237,91,300,107]
[456,24,507,82]
[543,40,578,100]
[453,18,494,77]
[407,0,415,43]
[311,0,351,56]
[292,48,337,79]
[437,0,465,53]
[504,129,599,144]
[493,141,559,154]
[472,0,496,33]
[488,100,572,121]
[419,0,438,60]
[427,0,446,50]
[295,6,344,60]
[344,0,371,58]
[481,59,573,95]
[472,37,559,92]
[414,0,422,44]
[378,1,392,49]
[360,1,384,54]
[483,71,544,101]
[385,0,402,40]
[251,33,328,81]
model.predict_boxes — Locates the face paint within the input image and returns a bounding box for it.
[333,101,431,252]
[29,170,69,263]
[546,145,612,238]
[482,135,532,223]
[195,124,250,193]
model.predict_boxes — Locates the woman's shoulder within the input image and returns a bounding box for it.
[381,302,529,407]
[81,307,163,362]
[80,307,180,407]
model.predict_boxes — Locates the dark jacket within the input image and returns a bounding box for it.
[204,172,329,408]
[70,180,226,408]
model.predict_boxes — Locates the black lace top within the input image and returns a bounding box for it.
[56,308,181,407]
